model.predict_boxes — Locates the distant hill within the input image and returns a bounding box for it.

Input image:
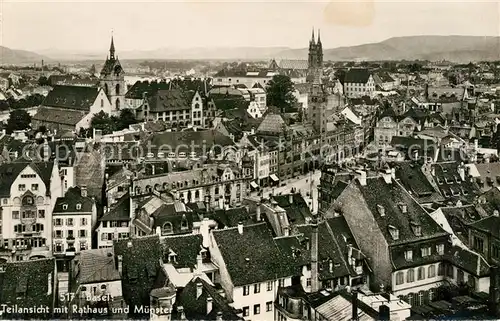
[5,35,500,63]
[276,35,500,62]
[0,46,50,64]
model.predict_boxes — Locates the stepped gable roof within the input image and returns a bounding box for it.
[42,85,100,110]
[212,222,297,286]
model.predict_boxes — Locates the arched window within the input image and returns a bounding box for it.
[407,293,413,306]
[418,291,424,306]
[22,196,34,206]
[181,215,188,230]
[407,269,415,283]
[396,271,404,285]
[146,186,152,193]
[115,84,120,95]
[116,98,120,110]
[428,265,436,278]
[100,99,104,108]
[162,222,173,235]
[438,263,445,276]
[429,289,434,302]
[195,190,200,200]
[417,267,425,280]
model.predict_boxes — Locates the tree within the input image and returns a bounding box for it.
[90,111,117,135]
[6,109,31,134]
[118,109,137,129]
[266,75,297,113]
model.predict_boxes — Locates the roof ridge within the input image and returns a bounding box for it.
[212,221,267,233]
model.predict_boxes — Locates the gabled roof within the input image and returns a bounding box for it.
[344,69,371,84]
[173,276,243,320]
[278,59,309,70]
[162,234,203,269]
[100,192,130,222]
[272,194,312,225]
[395,162,443,203]
[125,80,170,99]
[0,258,55,318]
[212,222,297,286]
[42,85,100,110]
[256,113,286,134]
[0,162,54,197]
[32,107,87,126]
[147,89,191,112]
[77,248,121,284]
[355,177,448,245]
[470,214,500,239]
[147,130,234,155]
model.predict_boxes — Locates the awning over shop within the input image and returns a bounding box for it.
[270,174,279,182]
[250,181,259,189]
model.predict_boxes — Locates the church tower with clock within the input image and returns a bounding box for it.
[99,36,126,114]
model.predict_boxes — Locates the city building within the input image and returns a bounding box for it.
[0,161,60,262]
[52,186,96,257]
[343,69,375,98]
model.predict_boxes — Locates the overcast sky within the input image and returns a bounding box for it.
[1,0,498,52]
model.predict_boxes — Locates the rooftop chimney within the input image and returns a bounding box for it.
[379,305,390,321]
[352,289,359,321]
[494,210,499,217]
[156,226,161,236]
[347,244,354,267]
[196,282,203,299]
[458,165,465,181]
[237,222,243,235]
[311,217,319,292]
[490,266,500,317]
[206,297,213,315]
[283,226,290,236]
[256,203,261,222]
[358,171,367,186]
[289,193,293,204]
[178,306,186,320]
[216,311,223,321]
[380,283,385,293]
[196,251,203,274]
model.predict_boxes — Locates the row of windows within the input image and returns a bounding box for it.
[395,264,443,285]
[12,210,45,219]
[243,281,274,296]
[54,241,87,252]
[54,218,87,226]
[101,232,129,241]
[18,184,38,192]
[242,302,273,317]
[101,221,128,228]
[404,244,444,261]
[54,229,88,238]
[14,223,44,233]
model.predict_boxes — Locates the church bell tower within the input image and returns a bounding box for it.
[99,35,126,113]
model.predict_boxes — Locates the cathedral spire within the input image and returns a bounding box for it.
[109,34,115,60]
[311,27,315,43]
[317,29,321,45]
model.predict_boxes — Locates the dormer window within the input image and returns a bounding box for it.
[62,204,68,210]
[162,222,173,235]
[399,203,408,214]
[168,250,177,263]
[461,188,468,196]
[388,225,399,240]
[181,215,188,230]
[76,203,81,210]
[377,204,385,217]
[437,177,443,185]
[404,250,413,261]
[410,221,422,237]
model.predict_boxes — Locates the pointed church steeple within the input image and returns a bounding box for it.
[109,36,115,60]
[317,29,321,45]
[311,27,315,44]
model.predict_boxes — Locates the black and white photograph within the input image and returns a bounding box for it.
[0,0,499,319]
